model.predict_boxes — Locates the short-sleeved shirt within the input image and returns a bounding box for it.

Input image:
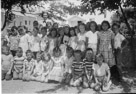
[72,61,84,77]
[24,59,35,71]
[114,33,125,49]
[2,54,14,71]
[83,59,94,74]
[85,31,98,44]
[93,63,109,77]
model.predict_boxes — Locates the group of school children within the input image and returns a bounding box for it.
[1,20,128,92]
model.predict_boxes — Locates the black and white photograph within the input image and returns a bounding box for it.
[1,0,136,93]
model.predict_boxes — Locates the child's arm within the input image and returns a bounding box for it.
[23,61,26,75]
[121,39,128,52]
[106,69,111,83]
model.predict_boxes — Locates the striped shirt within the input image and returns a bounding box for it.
[72,61,84,77]
[83,59,94,72]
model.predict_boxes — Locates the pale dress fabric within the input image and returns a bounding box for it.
[68,36,78,50]
[48,56,64,82]
[40,35,49,51]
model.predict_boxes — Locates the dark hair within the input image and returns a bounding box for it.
[64,26,70,36]
[101,20,110,30]
[26,50,33,56]
[66,46,74,55]
[112,23,120,29]
[69,27,76,37]
[74,50,82,55]
[17,47,23,53]
[33,21,39,27]
[53,46,61,55]
[95,53,104,62]
[48,28,57,37]
[89,21,98,31]
[78,23,86,32]
[26,31,31,33]
[11,26,17,32]
[41,27,47,33]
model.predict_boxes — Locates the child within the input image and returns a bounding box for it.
[76,23,87,52]
[85,21,98,55]
[63,26,70,45]
[2,46,14,80]
[13,47,25,80]
[62,46,74,86]
[97,21,115,67]
[48,47,64,82]
[31,51,43,81]
[82,48,95,88]
[41,52,53,82]
[70,50,84,87]
[93,53,112,92]
[68,27,78,50]
[112,23,128,82]
[48,28,58,56]
[23,50,36,81]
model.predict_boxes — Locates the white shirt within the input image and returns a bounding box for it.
[30,36,40,52]
[77,33,86,41]
[85,31,98,44]
[114,33,125,49]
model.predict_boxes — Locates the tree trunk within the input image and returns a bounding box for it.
[1,10,9,31]
[119,5,135,68]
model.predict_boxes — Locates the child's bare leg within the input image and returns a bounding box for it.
[13,71,18,80]
[18,73,23,80]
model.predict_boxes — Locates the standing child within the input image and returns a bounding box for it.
[70,50,84,87]
[93,53,112,92]
[82,48,95,88]
[68,27,78,50]
[2,46,14,80]
[85,21,98,56]
[41,53,53,82]
[48,47,64,83]
[13,47,25,80]
[112,23,128,82]
[23,50,36,81]
[31,51,43,81]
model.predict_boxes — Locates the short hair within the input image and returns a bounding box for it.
[26,50,33,55]
[17,47,23,53]
[74,50,82,55]
[89,21,98,31]
[96,53,104,61]
[66,46,74,55]
[112,23,120,28]
[85,48,93,54]
[101,20,111,30]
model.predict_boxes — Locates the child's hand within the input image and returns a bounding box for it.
[33,73,38,77]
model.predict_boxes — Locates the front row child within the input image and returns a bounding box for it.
[92,53,112,92]
[70,50,84,87]
[83,48,95,88]
[2,46,14,80]
[13,47,25,80]
[23,50,36,81]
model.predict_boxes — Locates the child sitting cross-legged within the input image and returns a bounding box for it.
[31,51,44,82]
[82,48,95,88]
[23,50,36,81]
[41,52,53,83]
[70,50,84,87]
[13,47,25,80]
[92,53,112,92]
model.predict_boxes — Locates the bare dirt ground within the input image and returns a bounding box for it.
[2,78,136,94]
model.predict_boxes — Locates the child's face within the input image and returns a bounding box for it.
[54,51,61,57]
[74,53,82,62]
[67,51,72,58]
[3,47,9,55]
[51,30,56,38]
[16,51,23,57]
[112,25,119,34]
[44,53,50,61]
[26,52,32,60]
[59,30,64,36]
[96,56,103,65]
[90,23,96,31]
[36,53,41,61]
[85,50,93,60]
[79,25,85,33]
[64,27,69,34]
[102,23,109,31]
[70,30,75,36]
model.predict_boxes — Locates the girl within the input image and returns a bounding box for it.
[30,28,41,58]
[31,51,43,81]
[40,27,49,52]
[23,50,36,81]
[76,23,87,52]
[97,21,115,67]
[70,50,84,87]
[9,27,19,57]
[93,53,112,92]
[48,28,58,56]
[2,46,14,80]
[85,21,98,55]
[13,47,25,80]
[41,53,53,82]
[83,48,95,88]
[63,26,70,45]
[68,27,78,50]
[18,27,29,56]
[62,46,74,86]
[48,47,64,82]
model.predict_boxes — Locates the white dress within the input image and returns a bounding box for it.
[48,56,64,82]
[68,36,77,50]
[40,35,49,51]
[19,34,29,56]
